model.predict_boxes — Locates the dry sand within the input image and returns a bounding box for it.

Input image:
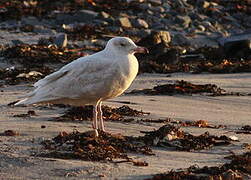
[0,73,250,180]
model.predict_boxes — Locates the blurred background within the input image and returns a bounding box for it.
[0,0,250,85]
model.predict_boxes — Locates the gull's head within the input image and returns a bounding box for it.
[105,37,148,55]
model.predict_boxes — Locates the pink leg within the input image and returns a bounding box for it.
[97,101,105,131]
[92,104,98,130]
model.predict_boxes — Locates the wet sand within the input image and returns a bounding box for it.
[0,73,250,180]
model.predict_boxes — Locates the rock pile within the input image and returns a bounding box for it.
[0,0,250,74]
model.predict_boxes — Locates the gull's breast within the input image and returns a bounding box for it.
[101,55,139,100]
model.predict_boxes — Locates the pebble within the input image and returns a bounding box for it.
[33,25,56,34]
[197,25,206,32]
[100,11,110,19]
[74,10,98,23]
[21,16,41,26]
[135,19,149,29]
[54,33,68,48]
[172,33,191,46]
[11,39,25,45]
[148,0,162,5]
[118,17,132,28]
[150,6,165,13]
[163,3,171,11]
[175,15,191,28]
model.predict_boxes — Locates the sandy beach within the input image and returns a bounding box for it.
[0,72,250,180]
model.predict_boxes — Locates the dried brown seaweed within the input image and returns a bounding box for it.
[54,105,149,122]
[0,130,20,136]
[66,24,104,41]
[176,120,225,129]
[146,151,251,180]
[128,80,227,96]
[128,80,250,96]
[141,118,171,123]
[139,124,233,151]
[13,110,37,118]
[2,44,82,67]
[236,125,251,134]
[0,0,85,20]
[0,67,51,85]
[40,124,235,165]
[40,130,153,163]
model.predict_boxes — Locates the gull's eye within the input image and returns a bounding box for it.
[120,43,126,47]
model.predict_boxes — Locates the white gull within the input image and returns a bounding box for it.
[15,37,148,135]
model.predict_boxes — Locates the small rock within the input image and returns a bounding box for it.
[163,3,171,11]
[175,15,191,28]
[201,1,210,8]
[137,30,171,46]
[17,71,43,78]
[54,33,68,48]
[222,169,242,180]
[244,16,251,28]
[135,19,149,29]
[85,129,99,137]
[172,33,191,46]
[197,25,206,32]
[93,19,108,26]
[100,11,110,19]
[106,26,123,33]
[228,135,238,141]
[223,39,251,59]
[21,16,41,25]
[11,39,25,45]
[27,110,36,116]
[2,130,19,136]
[148,0,162,5]
[147,9,154,15]
[150,6,165,13]
[37,38,51,46]
[56,13,75,24]
[74,10,98,23]
[118,17,132,28]
[139,3,151,10]
[33,25,56,34]
[201,21,216,32]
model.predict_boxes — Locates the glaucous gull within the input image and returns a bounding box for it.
[15,37,148,135]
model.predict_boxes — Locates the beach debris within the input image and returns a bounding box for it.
[145,151,251,180]
[65,24,104,41]
[128,80,227,96]
[7,100,19,107]
[243,143,251,150]
[16,71,43,78]
[13,110,37,118]
[40,130,153,163]
[0,66,51,85]
[0,130,20,136]
[219,33,251,61]
[54,105,149,122]
[175,120,225,129]
[128,80,250,96]
[140,118,171,123]
[236,125,251,134]
[2,44,83,66]
[40,124,236,164]
[139,124,233,151]
[228,135,239,141]
[0,0,85,20]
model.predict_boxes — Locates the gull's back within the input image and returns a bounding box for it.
[16,50,116,106]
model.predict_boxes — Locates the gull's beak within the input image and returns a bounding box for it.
[133,46,149,54]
